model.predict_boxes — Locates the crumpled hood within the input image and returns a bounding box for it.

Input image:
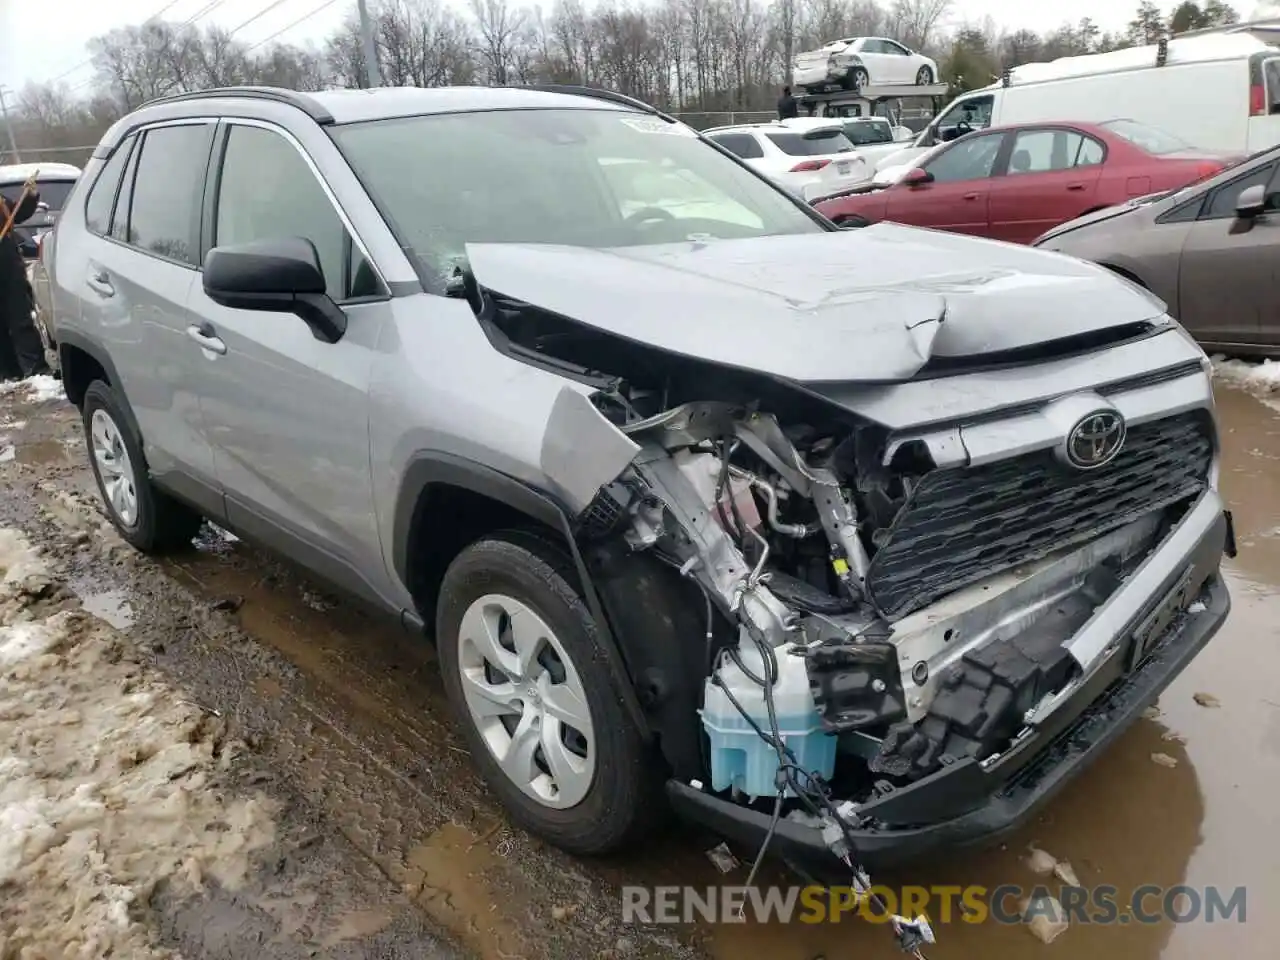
[465,223,1167,383]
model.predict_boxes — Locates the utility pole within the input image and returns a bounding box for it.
[0,87,21,164]
[356,0,382,89]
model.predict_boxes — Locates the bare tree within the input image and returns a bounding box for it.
[469,0,528,84]
[889,0,952,51]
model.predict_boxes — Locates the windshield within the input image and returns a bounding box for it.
[842,120,894,145]
[1100,119,1195,156]
[330,109,823,289]
[766,129,854,156]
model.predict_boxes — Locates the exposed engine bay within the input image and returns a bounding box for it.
[466,270,1213,811]
[457,259,1219,955]
[575,391,1195,798]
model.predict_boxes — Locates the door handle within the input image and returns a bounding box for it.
[186,323,227,356]
[963,192,981,200]
[86,268,114,298]
[1066,183,1086,191]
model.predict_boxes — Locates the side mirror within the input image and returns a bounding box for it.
[203,236,347,343]
[1235,183,1267,220]
[902,167,933,187]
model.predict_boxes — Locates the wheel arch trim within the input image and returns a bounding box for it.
[392,451,652,739]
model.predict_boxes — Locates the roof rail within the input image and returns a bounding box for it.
[137,86,335,124]
[508,84,678,123]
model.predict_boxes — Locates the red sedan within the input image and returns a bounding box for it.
[814,119,1231,245]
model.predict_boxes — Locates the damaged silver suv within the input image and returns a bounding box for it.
[49,86,1233,881]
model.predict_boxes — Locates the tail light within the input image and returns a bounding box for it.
[791,159,831,172]
[1251,82,1266,116]
[1194,160,1225,180]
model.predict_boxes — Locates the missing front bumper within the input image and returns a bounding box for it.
[670,513,1231,870]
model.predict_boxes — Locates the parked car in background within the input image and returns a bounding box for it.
[833,116,917,168]
[872,33,1280,175]
[1035,142,1280,355]
[815,120,1228,244]
[792,36,938,92]
[0,162,82,258]
[704,119,870,199]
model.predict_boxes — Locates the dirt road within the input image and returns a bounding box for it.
[1,370,1276,960]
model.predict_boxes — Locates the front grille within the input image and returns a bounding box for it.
[866,412,1213,620]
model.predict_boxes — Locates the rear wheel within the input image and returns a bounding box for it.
[846,67,870,91]
[436,532,663,855]
[916,65,934,85]
[81,380,202,553]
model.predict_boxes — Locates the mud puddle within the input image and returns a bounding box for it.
[4,378,1280,959]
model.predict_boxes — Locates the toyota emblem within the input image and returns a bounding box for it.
[1066,411,1126,469]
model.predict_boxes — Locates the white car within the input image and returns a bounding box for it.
[703,119,871,201]
[792,36,938,92]
[833,116,919,168]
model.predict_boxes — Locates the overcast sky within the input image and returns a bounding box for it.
[0,0,1259,95]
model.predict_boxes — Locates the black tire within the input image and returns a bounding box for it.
[436,531,664,855]
[916,65,933,85]
[81,380,202,553]
[846,67,870,91]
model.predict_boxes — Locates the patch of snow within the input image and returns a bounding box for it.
[208,522,240,544]
[0,622,59,669]
[0,527,48,583]
[0,525,278,957]
[0,443,12,462]
[1212,355,1280,391]
[0,373,64,403]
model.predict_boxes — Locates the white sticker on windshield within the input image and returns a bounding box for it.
[619,116,696,136]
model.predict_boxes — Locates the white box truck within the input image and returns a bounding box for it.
[873,33,1280,174]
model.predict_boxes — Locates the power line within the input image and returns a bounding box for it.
[46,0,189,85]
[228,0,298,37]
[178,0,232,28]
[248,0,343,52]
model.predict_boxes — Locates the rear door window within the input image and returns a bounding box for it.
[123,123,215,266]
[1008,129,1103,174]
[708,133,764,160]
[766,130,854,156]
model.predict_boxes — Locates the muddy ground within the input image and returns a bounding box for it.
[2,371,1278,960]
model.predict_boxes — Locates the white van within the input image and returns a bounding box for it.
[873,33,1280,173]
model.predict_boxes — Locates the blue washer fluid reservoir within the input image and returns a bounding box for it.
[700,641,836,799]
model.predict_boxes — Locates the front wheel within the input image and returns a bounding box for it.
[436,532,663,855]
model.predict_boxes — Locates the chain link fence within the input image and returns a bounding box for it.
[0,144,96,170]
[672,110,776,130]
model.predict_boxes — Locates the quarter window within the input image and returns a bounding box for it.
[84,135,135,236]
[126,124,213,266]
[214,124,377,302]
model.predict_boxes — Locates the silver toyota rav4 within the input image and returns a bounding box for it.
[48,85,1233,875]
